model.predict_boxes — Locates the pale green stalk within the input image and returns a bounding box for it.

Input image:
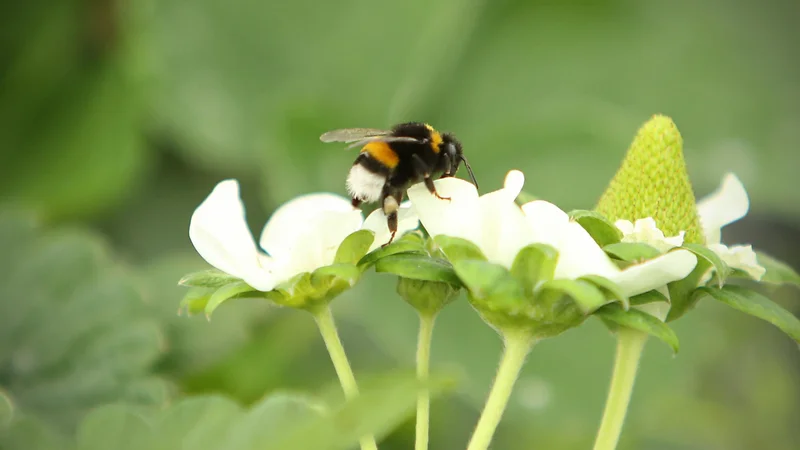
[313,306,378,450]
[467,330,535,450]
[415,313,436,450]
[592,328,648,450]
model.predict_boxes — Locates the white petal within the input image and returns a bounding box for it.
[363,203,420,251]
[609,250,697,297]
[619,217,684,252]
[259,193,362,260]
[553,222,620,279]
[708,243,766,281]
[615,219,634,235]
[407,177,480,241]
[189,180,276,291]
[475,194,533,268]
[697,173,749,244]
[502,170,526,201]
[521,200,570,248]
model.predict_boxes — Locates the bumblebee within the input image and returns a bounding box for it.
[320,122,478,245]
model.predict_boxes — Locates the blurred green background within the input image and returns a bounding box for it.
[1,0,799,448]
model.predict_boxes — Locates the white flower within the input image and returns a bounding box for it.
[697,173,765,280]
[408,170,698,297]
[615,218,685,252]
[189,180,419,291]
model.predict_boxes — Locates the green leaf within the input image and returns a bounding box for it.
[0,390,12,427]
[682,243,729,287]
[694,285,800,342]
[221,393,325,450]
[509,243,558,292]
[667,257,712,322]
[0,211,169,430]
[375,254,462,286]
[756,251,800,286]
[538,279,607,314]
[76,404,153,450]
[334,230,375,265]
[271,372,454,450]
[151,396,244,450]
[594,304,680,353]
[0,58,146,220]
[205,281,258,318]
[569,210,623,246]
[630,289,670,306]
[178,269,240,288]
[433,235,487,263]
[358,232,427,267]
[603,242,662,262]
[580,275,630,309]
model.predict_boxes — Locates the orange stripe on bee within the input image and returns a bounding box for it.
[363,141,400,168]
[424,124,443,153]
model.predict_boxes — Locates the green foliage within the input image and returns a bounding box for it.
[179,270,241,289]
[510,244,558,293]
[358,232,427,268]
[756,252,800,286]
[568,210,623,247]
[0,212,169,432]
[434,236,488,263]
[603,242,663,262]
[694,285,800,342]
[334,230,376,265]
[3,373,452,450]
[375,254,462,286]
[681,243,729,287]
[595,304,680,353]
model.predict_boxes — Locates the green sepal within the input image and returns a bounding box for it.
[693,285,800,342]
[451,259,531,330]
[178,269,240,288]
[666,256,712,322]
[397,278,460,315]
[537,278,607,314]
[756,251,800,286]
[630,289,670,306]
[509,243,558,293]
[433,235,487,263]
[569,210,623,247]
[681,243,729,287]
[334,230,375,265]
[580,275,630,309]
[594,304,680,353]
[603,242,662,262]
[179,286,215,316]
[358,231,427,267]
[375,254,462,287]
[204,281,258,318]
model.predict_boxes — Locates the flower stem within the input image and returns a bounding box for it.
[313,306,378,450]
[415,313,436,450]
[592,328,648,450]
[467,330,535,450]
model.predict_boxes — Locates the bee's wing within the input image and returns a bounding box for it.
[344,136,422,149]
[319,128,391,143]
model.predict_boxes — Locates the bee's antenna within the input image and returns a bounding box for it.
[460,156,479,190]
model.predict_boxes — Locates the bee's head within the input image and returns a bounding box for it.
[442,133,478,189]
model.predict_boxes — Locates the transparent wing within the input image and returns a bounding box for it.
[344,135,422,149]
[319,128,391,143]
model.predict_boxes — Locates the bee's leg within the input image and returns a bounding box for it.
[412,154,450,201]
[438,153,453,179]
[380,189,402,247]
